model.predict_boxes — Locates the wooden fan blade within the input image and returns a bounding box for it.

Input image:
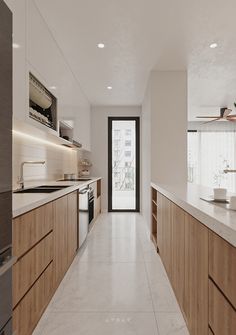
[202,117,222,124]
[227,114,236,118]
[196,116,220,118]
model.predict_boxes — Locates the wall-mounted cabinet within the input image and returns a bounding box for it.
[9,0,91,151]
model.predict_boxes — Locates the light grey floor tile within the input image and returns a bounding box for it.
[38,312,159,335]
[49,262,153,312]
[156,312,189,335]
[33,213,188,334]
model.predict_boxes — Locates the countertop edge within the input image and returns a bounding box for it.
[13,177,101,218]
[151,182,236,247]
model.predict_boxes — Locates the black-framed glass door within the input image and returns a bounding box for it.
[108,117,140,212]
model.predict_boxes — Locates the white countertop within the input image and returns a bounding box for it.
[151,182,236,247]
[13,177,101,218]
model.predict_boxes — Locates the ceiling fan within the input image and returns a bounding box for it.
[196,107,236,124]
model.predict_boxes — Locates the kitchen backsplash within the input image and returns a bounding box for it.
[13,131,79,189]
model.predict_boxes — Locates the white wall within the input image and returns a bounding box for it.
[151,71,187,186]
[13,131,78,189]
[141,71,188,230]
[90,106,141,212]
[141,81,151,227]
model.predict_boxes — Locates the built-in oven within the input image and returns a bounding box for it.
[78,187,89,249]
[88,187,94,225]
[78,186,95,249]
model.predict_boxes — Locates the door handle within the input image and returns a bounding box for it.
[0,256,17,277]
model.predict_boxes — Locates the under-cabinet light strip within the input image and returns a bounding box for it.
[12,130,74,152]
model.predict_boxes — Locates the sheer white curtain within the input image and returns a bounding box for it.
[188,130,236,192]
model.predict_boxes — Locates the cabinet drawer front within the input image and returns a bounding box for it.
[209,280,236,335]
[13,233,53,306]
[13,263,54,335]
[13,202,53,258]
[209,231,236,307]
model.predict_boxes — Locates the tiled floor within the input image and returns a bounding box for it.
[33,213,189,335]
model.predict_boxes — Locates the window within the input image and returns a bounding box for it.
[114,129,121,137]
[114,149,120,157]
[114,139,120,147]
[125,140,131,146]
[125,162,131,167]
[125,151,131,157]
[114,160,119,168]
[188,130,236,192]
[115,182,120,189]
[125,129,131,136]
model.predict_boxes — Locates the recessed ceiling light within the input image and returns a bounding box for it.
[107,86,112,90]
[49,86,57,90]
[97,43,105,49]
[210,43,218,49]
[13,43,20,49]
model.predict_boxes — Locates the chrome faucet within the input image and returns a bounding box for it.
[224,169,236,174]
[18,161,46,189]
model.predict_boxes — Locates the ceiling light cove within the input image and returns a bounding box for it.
[107,86,112,90]
[210,42,218,49]
[97,43,105,49]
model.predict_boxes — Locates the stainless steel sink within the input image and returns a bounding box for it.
[14,185,70,194]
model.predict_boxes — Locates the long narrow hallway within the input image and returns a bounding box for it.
[33,213,189,335]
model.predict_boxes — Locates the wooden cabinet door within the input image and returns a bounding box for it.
[209,280,236,335]
[184,213,208,335]
[67,191,78,265]
[13,233,53,307]
[13,263,53,335]
[13,202,53,258]
[53,196,68,285]
[171,202,185,310]
[161,195,172,278]
[209,231,236,308]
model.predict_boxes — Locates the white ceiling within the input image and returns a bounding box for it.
[34,0,236,119]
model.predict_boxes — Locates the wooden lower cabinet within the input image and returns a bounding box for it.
[13,202,53,258]
[171,203,185,309]
[209,231,236,308]
[157,193,172,277]
[155,190,226,335]
[67,192,78,265]
[53,192,78,286]
[209,280,236,335]
[13,233,53,306]
[13,191,78,335]
[184,213,208,335]
[53,195,68,285]
[13,263,54,335]
[208,328,214,335]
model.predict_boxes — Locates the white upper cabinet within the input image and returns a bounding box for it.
[5,0,27,122]
[9,0,91,150]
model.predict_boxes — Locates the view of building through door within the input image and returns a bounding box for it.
[108,117,140,211]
